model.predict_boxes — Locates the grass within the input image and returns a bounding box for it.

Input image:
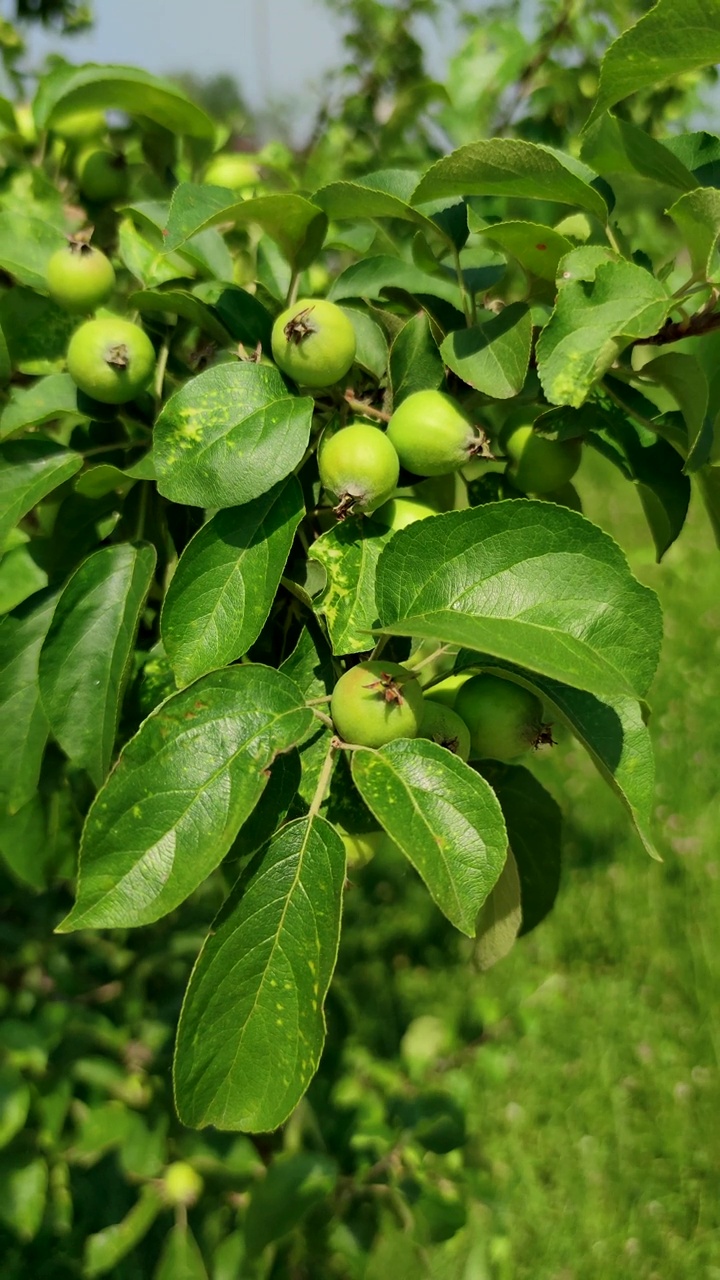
[443,455,720,1278]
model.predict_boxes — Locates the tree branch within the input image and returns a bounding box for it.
[634,309,720,347]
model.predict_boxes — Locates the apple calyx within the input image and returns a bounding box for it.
[363,669,415,705]
[284,305,317,345]
[106,343,130,369]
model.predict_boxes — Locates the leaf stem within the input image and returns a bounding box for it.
[406,643,453,674]
[452,243,474,327]
[154,336,170,408]
[307,740,337,821]
[286,270,300,307]
[369,634,389,662]
[311,707,335,730]
[344,392,391,423]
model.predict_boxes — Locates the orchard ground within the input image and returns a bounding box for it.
[336,448,720,1279]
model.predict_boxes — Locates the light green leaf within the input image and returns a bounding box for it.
[474,219,573,281]
[154,364,314,509]
[0,438,83,544]
[154,1225,208,1280]
[0,213,66,291]
[0,374,87,441]
[340,305,388,379]
[352,739,507,936]
[83,1184,163,1278]
[164,184,327,269]
[375,504,662,700]
[0,1066,31,1149]
[580,114,697,191]
[161,477,304,687]
[0,588,57,815]
[129,289,233,345]
[310,517,394,655]
[174,816,345,1132]
[34,62,216,139]
[328,255,463,309]
[58,666,313,931]
[473,847,522,971]
[314,168,445,239]
[440,302,532,398]
[39,544,156,787]
[587,0,720,128]
[536,261,669,406]
[667,186,720,278]
[389,312,444,405]
[412,139,607,220]
[0,1156,48,1240]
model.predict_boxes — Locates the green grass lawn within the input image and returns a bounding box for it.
[337,454,720,1279]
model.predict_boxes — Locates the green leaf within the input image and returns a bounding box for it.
[0,1156,48,1240]
[244,1153,338,1256]
[478,762,562,934]
[587,0,720,128]
[39,544,156,787]
[472,657,657,859]
[667,186,720,278]
[340,305,389,380]
[0,212,66,291]
[440,303,532,398]
[588,410,690,559]
[0,544,48,616]
[0,374,87,441]
[164,184,327,269]
[662,131,720,185]
[0,1065,31,1149]
[640,353,708,464]
[309,517,394,655]
[474,220,574,282]
[161,477,304,687]
[412,139,607,220]
[389,312,444,405]
[153,364,314,509]
[0,322,10,387]
[154,1225,208,1280]
[174,815,345,1132]
[34,62,215,139]
[58,666,313,931]
[375,504,662,701]
[83,1184,163,1279]
[329,255,463,309]
[129,289,233,346]
[581,115,697,191]
[536,261,669,407]
[0,289,77,376]
[194,282,273,351]
[473,847,522,971]
[314,168,445,239]
[0,794,56,890]
[0,588,57,814]
[0,438,83,544]
[351,739,507,936]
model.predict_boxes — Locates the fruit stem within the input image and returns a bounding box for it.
[344,392,390,423]
[307,740,338,820]
[407,643,453,674]
[451,244,474,327]
[154,336,170,408]
[311,707,335,730]
[369,634,389,662]
[306,694,333,705]
[286,270,300,307]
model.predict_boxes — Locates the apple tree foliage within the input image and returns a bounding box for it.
[1,0,720,1272]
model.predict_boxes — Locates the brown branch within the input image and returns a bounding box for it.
[634,309,720,347]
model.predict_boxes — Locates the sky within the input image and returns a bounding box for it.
[10,0,459,127]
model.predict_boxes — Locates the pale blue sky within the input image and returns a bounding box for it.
[11,0,460,126]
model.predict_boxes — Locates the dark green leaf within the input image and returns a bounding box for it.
[375,504,662,700]
[0,374,87,441]
[83,1184,163,1279]
[58,666,313,931]
[440,303,532,398]
[244,1154,337,1256]
[390,312,444,404]
[129,289,233,345]
[589,412,690,559]
[329,255,463,309]
[0,438,83,544]
[39,544,156,787]
[154,364,314,509]
[174,815,345,1132]
[474,221,574,282]
[478,762,562,934]
[164,184,327,269]
[351,739,507,936]
[580,115,697,191]
[310,517,394,655]
[0,212,66,291]
[161,477,304,686]
[0,588,57,814]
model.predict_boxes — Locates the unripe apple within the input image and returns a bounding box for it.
[271,298,356,388]
[372,496,436,531]
[319,424,399,518]
[46,242,115,314]
[424,672,473,709]
[162,1162,204,1206]
[387,390,483,476]
[419,700,471,760]
[75,147,129,203]
[455,674,547,762]
[67,318,155,404]
[331,661,424,748]
[339,828,383,869]
[204,153,259,190]
[500,414,581,495]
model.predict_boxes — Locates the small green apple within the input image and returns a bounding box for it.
[271,298,356,388]
[387,390,485,476]
[319,424,399,518]
[46,241,115,314]
[455,674,548,762]
[67,318,155,404]
[500,413,581,495]
[331,661,424,748]
[419,700,471,760]
[372,496,437,531]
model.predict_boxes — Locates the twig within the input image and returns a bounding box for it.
[345,392,391,423]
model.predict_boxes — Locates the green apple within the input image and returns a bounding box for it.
[271,298,356,388]
[419,700,471,760]
[319,424,399,518]
[500,413,581,495]
[331,661,424,748]
[67,318,155,404]
[204,153,260,190]
[387,390,482,476]
[46,242,115,314]
[372,496,437,530]
[455,674,546,762]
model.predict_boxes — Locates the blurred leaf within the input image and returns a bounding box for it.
[0,587,57,814]
[473,846,522,970]
[0,1155,48,1240]
[667,186,720,278]
[83,1183,163,1278]
[35,62,216,139]
[154,1225,208,1280]
[244,1153,338,1256]
[0,1065,31,1148]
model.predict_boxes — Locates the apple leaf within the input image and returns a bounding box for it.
[412,139,607,220]
[57,666,313,931]
[0,589,57,816]
[473,220,574,282]
[0,375,88,441]
[0,213,66,292]
[389,312,444,405]
[0,439,83,544]
[667,186,720,278]
[164,184,327,270]
[128,289,232,346]
[328,255,463,309]
[174,815,345,1132]
[153,363,314,509]
[309,517,394,655]
[34,62,216,139]
[440,303,532,398]
[472,847,522,971]
[161,476,304,687]
[39,543,156,787]
[375,503,662,701]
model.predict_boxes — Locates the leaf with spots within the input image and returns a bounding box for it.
[174,815,346,1132]
[351,739,507,936]
[57,666,313,932]
[153,364,314,509]
[309,517,394,655]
